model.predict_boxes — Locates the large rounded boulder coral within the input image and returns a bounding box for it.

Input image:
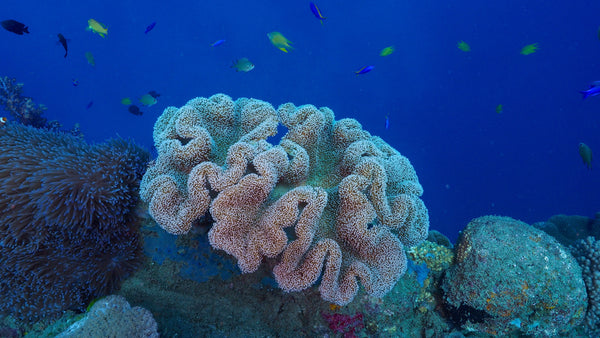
[140,94,429,305]
[442,216,586,336]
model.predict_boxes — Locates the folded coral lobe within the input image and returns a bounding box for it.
[140,94,429,304]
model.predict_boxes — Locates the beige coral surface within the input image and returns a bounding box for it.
[140,94,429,304]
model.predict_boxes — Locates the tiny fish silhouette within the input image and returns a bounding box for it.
[355,65,374,75]
[211,39,226,47]
[128,105,143,116]
[57,33,68,57]
[145,22,156,34]
[579,143,593,169]
[580,81,600,100]
[309,2,326,24]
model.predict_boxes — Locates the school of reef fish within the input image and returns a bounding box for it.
[1,0,595,167]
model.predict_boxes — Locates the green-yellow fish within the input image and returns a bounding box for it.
[380,46,395,56]
[267,32,293,53]
[579,142,592,169]
[231,57,255,72]
[457,41,470,52]
[85,51,95,67]
[121,97,132,105]
[520,43,538,55]
[87,19,107,38]
[139,94,157,106]
[495,104,503,114]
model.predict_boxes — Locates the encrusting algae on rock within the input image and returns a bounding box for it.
[140,93,430,305]
[441,216,586,336]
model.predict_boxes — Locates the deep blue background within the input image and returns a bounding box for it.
[2,0,598,241]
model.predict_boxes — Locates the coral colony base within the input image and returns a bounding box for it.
[140,93,430,305]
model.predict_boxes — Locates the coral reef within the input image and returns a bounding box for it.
[407,240,454,274]
[571,236,600,333]
[321,312,364,336]
[406,240,454,317]
[426,229,453,248]
[0,123,149,321]
[0,76,82,137]
[0,76,48,128]
[534,212,600,247]
[442,216,587,336]
[116,232,458,337]
[57,295,158,337]
[140,93,429,305]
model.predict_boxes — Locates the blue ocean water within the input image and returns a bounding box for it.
[1,0,598,241]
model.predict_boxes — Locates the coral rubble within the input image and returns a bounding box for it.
[140,93,429,305]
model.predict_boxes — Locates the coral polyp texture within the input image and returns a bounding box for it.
[140,94,429,305]
[572,236,600,333]
[0,123,149,321]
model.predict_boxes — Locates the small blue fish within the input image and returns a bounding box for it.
[309,2,326,24]
[72,79,79,87]
[211,39,226,47]
[86,101,93,109]
[144,22,156,34]
[580,81,600,100]
[384,115,390,129]
[355,65,374,75]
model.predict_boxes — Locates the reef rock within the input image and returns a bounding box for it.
[57,295,158,338]
[442,215,586,336]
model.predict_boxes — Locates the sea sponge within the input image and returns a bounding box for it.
[0,123,148,321]
[140,94,429,305]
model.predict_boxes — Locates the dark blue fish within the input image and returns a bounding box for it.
[355,65,374,75]
[309,2,326,24]
[144,22,156,34]
[148,90,161,99]
[211,39,226,47]
[72,79,79,87]
[57,33,68,58]
[86,101,93,109]
[580,81,600,100]
[384,115,389,129]
[128,104,143,116]
[1,20,29,35]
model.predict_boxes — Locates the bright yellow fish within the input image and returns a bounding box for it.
[267,32,293,53]
[457,41,470,52]
[85,51,95,67]
[380,46,395,56]
[87,19,107,38]
[520,43,538,55]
